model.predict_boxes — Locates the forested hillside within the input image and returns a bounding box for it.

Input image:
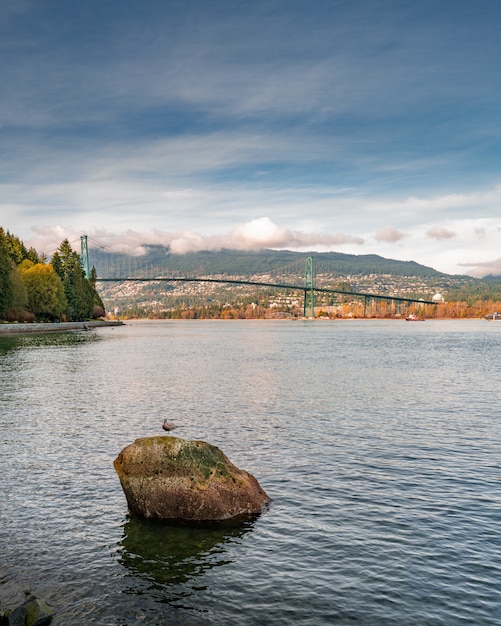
[0,228,104,322]
[91,246,448,278]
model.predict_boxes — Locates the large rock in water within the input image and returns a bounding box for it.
[113,436,270,521]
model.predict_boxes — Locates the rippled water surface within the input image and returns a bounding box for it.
[1,320,500,625]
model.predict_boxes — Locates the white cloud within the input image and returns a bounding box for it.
[7,179,501,277]
[374,226,406,243]
[225,218,364,251]
[426,227,456,240]
[25,218,365,258]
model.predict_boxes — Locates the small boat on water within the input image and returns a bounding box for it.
[406,313,424,321]
[484,312,501,321]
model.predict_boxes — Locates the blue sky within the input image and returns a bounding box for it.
[1,0,500,276]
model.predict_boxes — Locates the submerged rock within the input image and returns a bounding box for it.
[1,596,52,626]
[114,436,270,522]
[4,606,26,626]
[24,598,52,626]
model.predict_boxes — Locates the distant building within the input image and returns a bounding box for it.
[432,293,445,303]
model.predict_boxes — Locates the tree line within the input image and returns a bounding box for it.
[0,228,104,322]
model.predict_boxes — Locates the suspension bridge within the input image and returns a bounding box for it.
[79,235,437,317]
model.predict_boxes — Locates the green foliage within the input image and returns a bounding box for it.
[446,279,501,305]
[0,227,39,265]
[8,264,29,317]
[0,229,31,319]
[483,275,501,285]
[0,231,14,317]
[20,262,67,320]
[50,239,75,279]
[92,246,448,279]
[51,239,103,320]
[0,229,106,321]
[90,265,104,309]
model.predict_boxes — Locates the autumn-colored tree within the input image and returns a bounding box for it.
[20,262,67,321]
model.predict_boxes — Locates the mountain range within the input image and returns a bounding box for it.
[91,246,455,280]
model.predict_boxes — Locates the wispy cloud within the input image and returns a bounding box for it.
[459,258,501,277]
[2,1,501,277]
[426,227,456,240]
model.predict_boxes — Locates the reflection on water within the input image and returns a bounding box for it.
[1,320,500,625]
[0,335,22,355]
[0,329,101,354]
[118,515,253,589]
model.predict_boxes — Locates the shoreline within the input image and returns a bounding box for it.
[118,316,487,322]
[0,320,124,336]
[0,318,489,337]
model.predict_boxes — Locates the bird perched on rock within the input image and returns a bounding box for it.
[162,419,176,432]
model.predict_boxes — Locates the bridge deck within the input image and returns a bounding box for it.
[97,277,436,305]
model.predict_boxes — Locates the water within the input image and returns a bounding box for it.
[1,320,500,625]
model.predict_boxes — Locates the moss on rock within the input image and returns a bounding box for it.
[114,436,270,522]
[24,598,52,626]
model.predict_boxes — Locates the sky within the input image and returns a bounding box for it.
[1,0,501,277]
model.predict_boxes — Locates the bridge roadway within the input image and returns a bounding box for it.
[97,276,437,306]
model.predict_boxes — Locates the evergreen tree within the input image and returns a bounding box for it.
[90,266,105,310]
[0,231,13,319]
[51,239,103,320]
[0,228,39,265]
[50,239,73,279]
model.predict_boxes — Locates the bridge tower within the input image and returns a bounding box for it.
[303,256,314,318]
[80,235,90,279]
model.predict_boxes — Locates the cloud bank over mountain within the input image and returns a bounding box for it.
[25,215,501,277]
